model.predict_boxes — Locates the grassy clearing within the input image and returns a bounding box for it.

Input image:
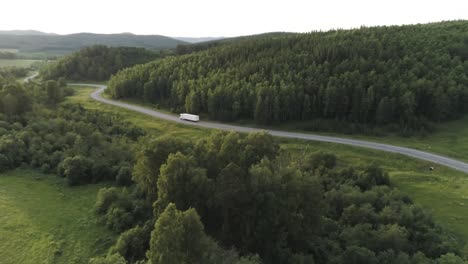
[0,59,40,68]
[69,85,468,255]
[0,169,116,264]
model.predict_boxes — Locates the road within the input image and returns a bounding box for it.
[23,72,38,82]
[71,83,468,174]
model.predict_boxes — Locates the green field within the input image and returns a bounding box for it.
[0,59,40,68]
[70,86,468,255]
[0,169,116,264]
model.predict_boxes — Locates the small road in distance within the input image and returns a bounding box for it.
[71,83,468,174]
[23,72,38,82]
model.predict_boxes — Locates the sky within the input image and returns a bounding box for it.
[1,0,467,37]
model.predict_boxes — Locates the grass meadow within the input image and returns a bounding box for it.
[0,169,116,264]
[0,59,40,68]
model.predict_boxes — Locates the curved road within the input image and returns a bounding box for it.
[71,83,468,174]
[23,72,39,82]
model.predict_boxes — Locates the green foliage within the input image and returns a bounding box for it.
[89,253,128,264]
[61,155,93,185]
[45,80,63,104]
[41,45,165,81]
[132,135,190,199]
[107,130,463,263]
[109,224,151,263]
[148,203,210,264]
[154,152,211,217]
[436,253,468,264]
[108,21,468,133]
[116,166,133,186]
[0,84,142,184]
[95,187,151,233]
[0,83,32,116]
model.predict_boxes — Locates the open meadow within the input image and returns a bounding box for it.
[0,169,116,264]
[0,59,40,68]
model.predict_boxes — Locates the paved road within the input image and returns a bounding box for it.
[23,72,38,82]
[71,83,468,174]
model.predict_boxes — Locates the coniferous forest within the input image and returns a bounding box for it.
[40,45,166,81]
[107,21,468,133]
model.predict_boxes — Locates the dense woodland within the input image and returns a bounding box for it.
[0,78,144,185]
[108,21,468,134]
[0,66,29,81]
[91,131,464,264]
[40,45,166,81]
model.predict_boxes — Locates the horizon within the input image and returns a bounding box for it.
[1,0,467,38]
[1,18,467,39]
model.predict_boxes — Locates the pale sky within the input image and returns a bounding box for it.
[1,0,467,37]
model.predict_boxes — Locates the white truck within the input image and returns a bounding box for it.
[179,113,200,122]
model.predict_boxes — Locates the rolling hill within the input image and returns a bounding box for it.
[0,30,57,36]
[0,32,186,58]
[107,20,468,134]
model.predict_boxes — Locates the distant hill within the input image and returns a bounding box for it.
[0,32,186,58]
[174,37,224,43]
[0,30,57,36]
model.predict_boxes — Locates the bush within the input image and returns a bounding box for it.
[61,155,93,186]
[116,166,133,186]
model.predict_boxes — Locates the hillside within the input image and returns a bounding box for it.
[107,21,468,134]
[40,45,166,81]
[0,30,57,36]
[0,33,186,58]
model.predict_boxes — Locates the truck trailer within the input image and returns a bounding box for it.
[179,113,200,122]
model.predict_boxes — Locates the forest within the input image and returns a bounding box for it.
[40,45,167,81]
[0,79,144,185]
[0,66,29,81]
[107,21,468,134]
[0,75,465,263]
[90,131,466,264]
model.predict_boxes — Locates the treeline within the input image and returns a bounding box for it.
[107,20,468,133]
[175,32,294,55]
[40,45,167,81]
[0,79,144,185]
[0,51,17,59]
[0,67,29,82]
[91,131,464,264]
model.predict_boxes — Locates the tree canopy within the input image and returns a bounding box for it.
[107,21,468,133]
[41,45,166,81]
